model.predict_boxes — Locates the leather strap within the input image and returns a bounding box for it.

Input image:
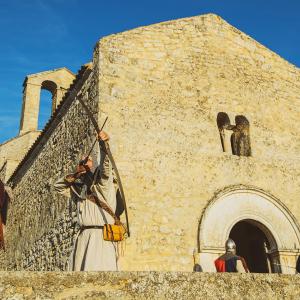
[88,192,121,225]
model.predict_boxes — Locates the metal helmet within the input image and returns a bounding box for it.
[225,238,236,253]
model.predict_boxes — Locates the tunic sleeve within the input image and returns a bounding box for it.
[92,146,117,209]
[54,176,73,198]
[94,147,110,184]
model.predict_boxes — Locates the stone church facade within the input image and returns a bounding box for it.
[1,14,300,273]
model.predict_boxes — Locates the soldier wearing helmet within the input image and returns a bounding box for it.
[214,238,249,272]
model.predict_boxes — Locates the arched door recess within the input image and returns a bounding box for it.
[198,187,300,274]
[229,219,278,273]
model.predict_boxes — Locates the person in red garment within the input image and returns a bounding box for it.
[0,180,11,250]
[215,239,249,273]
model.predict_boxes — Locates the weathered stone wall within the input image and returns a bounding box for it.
[0,132,40,181]
[0,162,7,182]
[0,250,5,270]
[1,271,300,299]
[95,14,300,271]
[4,61,99,270]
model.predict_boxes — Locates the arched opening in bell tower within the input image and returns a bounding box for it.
[38,80,57,130]
[229,219,277,273]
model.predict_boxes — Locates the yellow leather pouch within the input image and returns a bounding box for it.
[103,224,127,242]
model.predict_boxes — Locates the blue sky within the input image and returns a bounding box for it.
[0,0,299,143]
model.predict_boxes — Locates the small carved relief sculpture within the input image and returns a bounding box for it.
[217,113,251,157]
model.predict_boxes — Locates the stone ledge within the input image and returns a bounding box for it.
[0,271,299,299]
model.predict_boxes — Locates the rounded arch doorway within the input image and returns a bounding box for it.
[198,187,300,273]
[229,219,277,273]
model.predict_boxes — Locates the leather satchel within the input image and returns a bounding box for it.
[87,192,127,242]
[103,223,127,242]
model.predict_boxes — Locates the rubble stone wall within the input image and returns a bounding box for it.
[0,132,40,181]
[3,60,99,270]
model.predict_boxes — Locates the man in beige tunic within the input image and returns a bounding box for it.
[54,131,123,271]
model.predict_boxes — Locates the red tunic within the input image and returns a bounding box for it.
[215,258,226,272]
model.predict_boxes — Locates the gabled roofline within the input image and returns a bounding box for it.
[22,67,76,87]
[26,67,75,78]
[96,13,299,71]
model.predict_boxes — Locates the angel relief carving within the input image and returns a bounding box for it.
[217,112,251,157]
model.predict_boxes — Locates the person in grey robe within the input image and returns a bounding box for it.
[54,131,124,271]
